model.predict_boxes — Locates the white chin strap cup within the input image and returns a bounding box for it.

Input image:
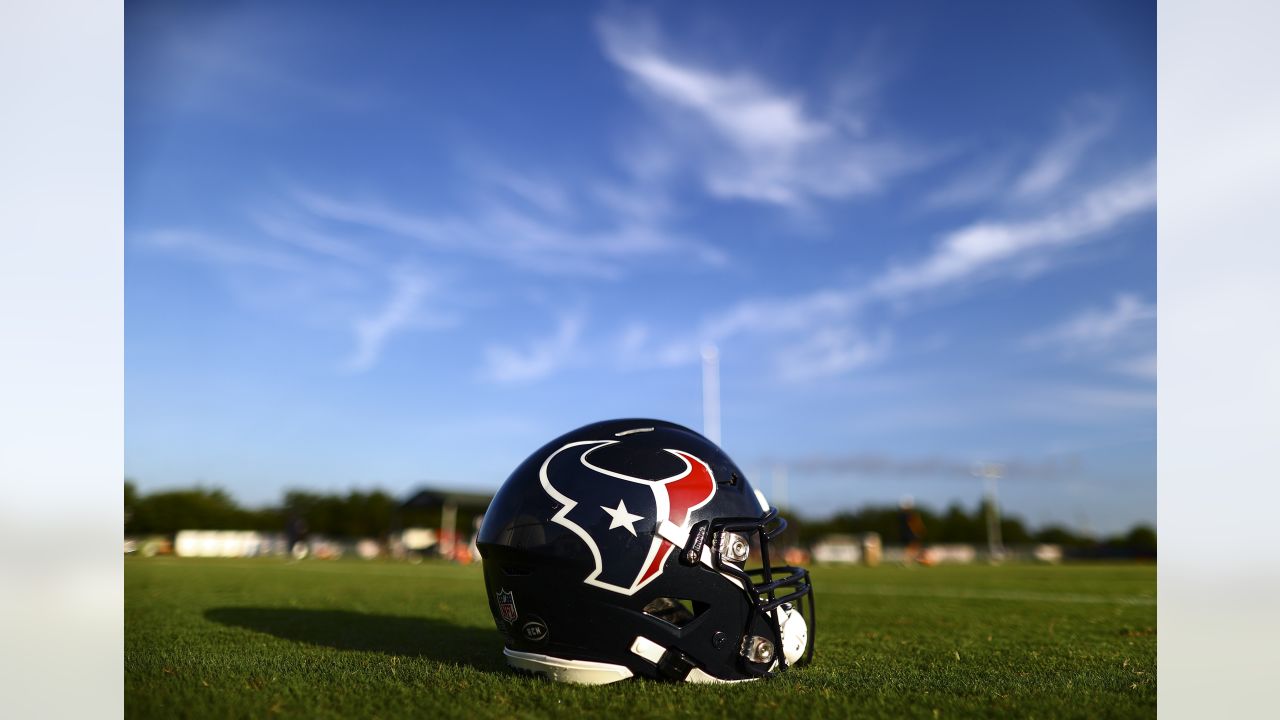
[776,604,809,666]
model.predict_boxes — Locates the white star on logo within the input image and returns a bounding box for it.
[601,498,645,537]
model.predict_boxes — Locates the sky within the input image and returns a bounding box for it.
[125,1,1155,535]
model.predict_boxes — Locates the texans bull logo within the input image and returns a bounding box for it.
[539,439,716,595]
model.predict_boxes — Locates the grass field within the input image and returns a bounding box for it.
[125,558,1155,719]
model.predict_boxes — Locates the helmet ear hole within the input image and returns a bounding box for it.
[642,597,708,628]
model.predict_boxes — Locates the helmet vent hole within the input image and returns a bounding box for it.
[642,597,708,628]
[502,565,532,577]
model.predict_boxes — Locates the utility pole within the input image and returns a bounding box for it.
[973,462,1006,561]
[701,344,721,446]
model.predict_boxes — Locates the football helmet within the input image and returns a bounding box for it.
[477,419,814,684]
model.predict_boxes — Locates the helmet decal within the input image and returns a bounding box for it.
[495,588,518,624]
[539,439,716,595]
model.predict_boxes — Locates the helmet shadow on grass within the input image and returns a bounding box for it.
[205,607,506,671]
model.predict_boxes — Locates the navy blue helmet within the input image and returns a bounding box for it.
[477,419,814,684]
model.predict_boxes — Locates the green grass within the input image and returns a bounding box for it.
[126,558,1155,719]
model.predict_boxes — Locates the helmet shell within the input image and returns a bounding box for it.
[477,419,783,681]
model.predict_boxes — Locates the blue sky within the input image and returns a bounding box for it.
[125,1,1155,534]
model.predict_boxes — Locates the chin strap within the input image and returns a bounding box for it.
[629,635,756,684]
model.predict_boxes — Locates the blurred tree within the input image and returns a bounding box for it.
[122,482,1156,556]
[126,485,280,535]
[786,501,1154,556]
[283,489,404,539]
[125,479,139,533]
[1123,524,1157,554]
[1033,525,1088,546]
[999,517,1031,545]
[936,503,981,543]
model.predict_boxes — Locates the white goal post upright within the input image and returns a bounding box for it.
[701,343,721,446]
[972,462,1006,560]
[772,464,789,512]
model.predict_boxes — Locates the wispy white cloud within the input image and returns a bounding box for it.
[345,268,454,373]
[775,327,891,382]
[921,153,1016,210]
[468,162,576,219]
[602,24,823,151]
[146,25,383,119]
[136,228,310,273]
[615,323,690,369]
[784,452,1078,480]
[483,313,585,383]
[1020,293,1156,382]
[1012,98,1114,198]
[138,133,726,376]
[610,288,870,377]
[135,225,460,374]
[704,290,858,340]
[596,9,930,208]
[871,162,1155,300]
[292,183,723,279]
[252,213,378,267]
[1014,384,1157,422]
[608,162,1155,381]
[616,322,651,359]
[1023,293,1156,354]
[1113,353,1157,380]
[612,322,702,371]
[921,98,1115,212]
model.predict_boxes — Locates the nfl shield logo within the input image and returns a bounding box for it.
[496,589,518,623]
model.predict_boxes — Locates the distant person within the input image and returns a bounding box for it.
[285,513,309,560]
[898,496,928,565]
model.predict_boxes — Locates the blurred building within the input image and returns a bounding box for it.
[400,487,492,559]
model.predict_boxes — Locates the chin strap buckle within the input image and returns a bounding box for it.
[656,647,698,681]
[629,635,698,680]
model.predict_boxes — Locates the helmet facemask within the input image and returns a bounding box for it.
[704,507,815,676]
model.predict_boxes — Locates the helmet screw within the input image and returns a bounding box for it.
[719,532,750,563]
[712,631,727,649]
[740,635,775,664]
